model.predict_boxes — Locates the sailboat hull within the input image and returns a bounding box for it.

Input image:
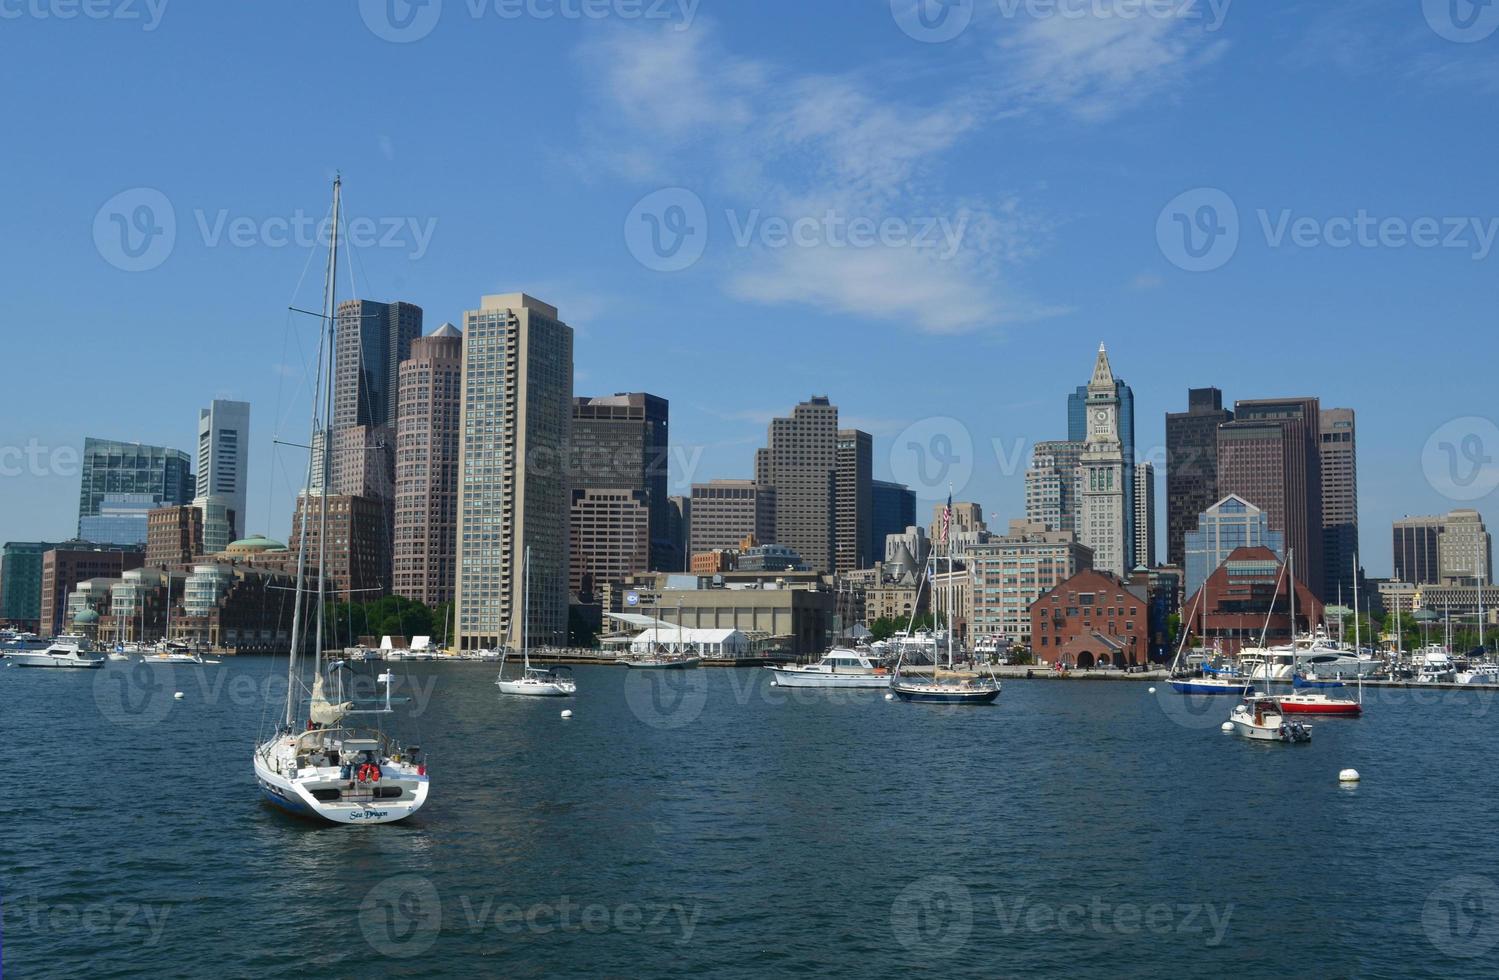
[1169,679,1252,695]
[254,744,429,825]
[891,683,1000,704]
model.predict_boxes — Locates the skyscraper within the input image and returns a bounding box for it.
[1165,387,1233,568]
[870,480,916,566]
[455,294,573,650]
[835,429,872,573]
[333,299,423,429]
[196,399,250,540]
[571,393,670,570]
[1070,372,1135,567]
[77,438,193,537]
[1217,397,1324,598]
[1318,407,1359,599]
[1078,345,1128,577]
[667,495,691,572]
[1134,461,1156,569]
[760,396,838,573]
[1025,440,1083,534]
[394,323,464,606]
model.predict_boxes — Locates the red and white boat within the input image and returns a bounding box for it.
[1277,689,1362,716]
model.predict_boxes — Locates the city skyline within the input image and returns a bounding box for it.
[5,5,1498,578]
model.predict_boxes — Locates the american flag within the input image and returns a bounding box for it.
[939,492,952,546]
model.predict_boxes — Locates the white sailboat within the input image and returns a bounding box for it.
[890,492,1000,704]
[252,175,430,825]
[497,547,577,697]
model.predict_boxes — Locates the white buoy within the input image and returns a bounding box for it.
[1220,721,1234,733]
[1339,768,1360,783]
[560,709,573,719]
[884,693,894,701]
[1148,687,1157,694]
[174,692,185,700]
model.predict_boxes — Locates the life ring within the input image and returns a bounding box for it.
[357,763,374,783]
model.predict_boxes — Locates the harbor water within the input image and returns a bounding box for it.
[3,659,1496,977]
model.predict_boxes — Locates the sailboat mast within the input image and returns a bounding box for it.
[1352,553,1360,655]
[280,175,340,728]
[312,175,341,682]
[522,546,531,671]
[1288,549,1296,688]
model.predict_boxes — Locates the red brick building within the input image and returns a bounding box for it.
[39,545,145,637]
[1180,545,1323,655]
[1030,568,1150,668]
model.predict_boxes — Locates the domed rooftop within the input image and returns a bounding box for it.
[225,534,288,555]
[74,608,100,624]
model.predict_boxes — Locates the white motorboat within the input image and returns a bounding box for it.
[1457,662,1499,685]
[1416,648,1457,684]
[141,643,206,666]
[1,630,47,653]
[496,547,578,698]
[8,636,106,669]
[1228,695,1312,743]
[252,175,429,826]
[766,649,890,688]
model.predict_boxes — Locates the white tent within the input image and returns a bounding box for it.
[629,627,751,658]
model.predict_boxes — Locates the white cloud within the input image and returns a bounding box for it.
[577,13,1222,333]
[996,9,1230,120]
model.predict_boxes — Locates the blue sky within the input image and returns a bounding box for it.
[3,0,1498,576]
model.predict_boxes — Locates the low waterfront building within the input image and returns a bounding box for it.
[1180,546,1323,655]
[1030,568,1149,668]
[653,579,836,657]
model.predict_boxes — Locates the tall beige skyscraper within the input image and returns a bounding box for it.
[1079,345,1127,577]
[760,397,838,573]
[394,324,463,606]
[455,295,573,650]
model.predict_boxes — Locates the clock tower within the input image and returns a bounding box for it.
[1079,344,1127,576]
